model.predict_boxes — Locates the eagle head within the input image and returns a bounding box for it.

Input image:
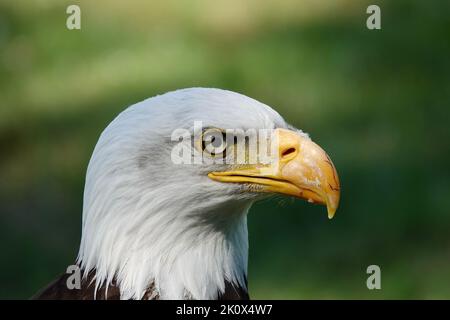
[76,88,340,299]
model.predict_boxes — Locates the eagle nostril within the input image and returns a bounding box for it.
[281,147,296,158]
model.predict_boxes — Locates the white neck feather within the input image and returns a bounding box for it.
[77,151,251,299]
[77,172,251,299]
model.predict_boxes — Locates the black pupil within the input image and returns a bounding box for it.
[211,135,222,148]
[202,131,227,156]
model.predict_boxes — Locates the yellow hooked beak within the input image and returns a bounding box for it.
[208,128,340,219]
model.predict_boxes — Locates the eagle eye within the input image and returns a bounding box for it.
[200,128,229,158]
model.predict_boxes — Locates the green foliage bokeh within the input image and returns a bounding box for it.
[0,0,449,299]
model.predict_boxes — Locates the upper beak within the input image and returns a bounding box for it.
[208,128,340,218]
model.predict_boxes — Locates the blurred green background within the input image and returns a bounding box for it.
[1,0,449,299]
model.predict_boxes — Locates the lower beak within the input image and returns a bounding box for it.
[208,128,340,219]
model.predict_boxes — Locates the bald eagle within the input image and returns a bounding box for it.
[33,88,340,300]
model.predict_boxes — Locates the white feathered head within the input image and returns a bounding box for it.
[77,88,340,299]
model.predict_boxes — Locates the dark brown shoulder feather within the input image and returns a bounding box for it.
[218,280,250,300]
[31,271,122,300]
[32,270,248,300]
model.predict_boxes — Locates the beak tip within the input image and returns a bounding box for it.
[325,191,339,219]
[327,205,337,219]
